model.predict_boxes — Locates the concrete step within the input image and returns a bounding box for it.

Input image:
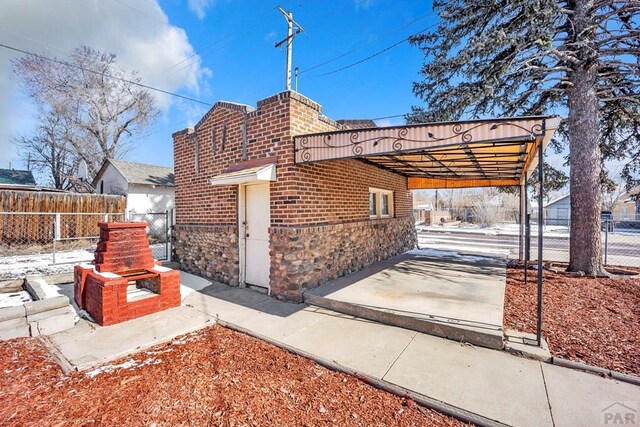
[303,291,505,350]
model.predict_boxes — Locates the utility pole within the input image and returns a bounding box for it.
[275,7,304,91]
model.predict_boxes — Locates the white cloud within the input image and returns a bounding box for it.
[375,117,404,127]
[264,30,278,42]
[0,0,209,167]
[354,0,373,11]
[188,0,214,20]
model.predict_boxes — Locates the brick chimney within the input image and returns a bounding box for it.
[94,222,155,272]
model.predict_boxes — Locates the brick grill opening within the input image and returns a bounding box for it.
[74,222,180,326]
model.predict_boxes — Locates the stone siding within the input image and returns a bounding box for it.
[174,225,239,286]
[270,217,416,301]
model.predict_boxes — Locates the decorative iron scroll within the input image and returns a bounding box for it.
[296,120,544,163]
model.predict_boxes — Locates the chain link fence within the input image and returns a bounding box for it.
[417,211,640,268]
[0,211,172,280]
[128,211,171,261]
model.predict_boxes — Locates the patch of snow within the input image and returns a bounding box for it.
[145,348,174,355]
[4,366,27,374]
[171,331,201,345]
[416,237,513,257]
[0,290,32,308]
[408,248,503,262]
[0,243,167,280]
[84,357,161,378]
[409,248,459,258]
[39,280,62,299]
[0,250,88,280]
[418,223,570,238]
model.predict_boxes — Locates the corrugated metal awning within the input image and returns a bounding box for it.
[294,117,561,188]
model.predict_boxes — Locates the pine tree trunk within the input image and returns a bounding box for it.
[567,0,605,275]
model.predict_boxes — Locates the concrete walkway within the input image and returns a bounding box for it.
[48,272,640,427]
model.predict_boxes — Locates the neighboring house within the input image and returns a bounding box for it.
[92,159,174,214]
[0,168,37,191]
[413,204,452,225]
[612,187,640,221]
[413,203,433,222]
[172,92,416,301]
[544,194,570,225]
[544,189,640,224]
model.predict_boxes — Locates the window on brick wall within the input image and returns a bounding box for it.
[369,188,394,219]
[369,192,377,217]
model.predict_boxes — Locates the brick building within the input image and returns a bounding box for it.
[172,91,416,301]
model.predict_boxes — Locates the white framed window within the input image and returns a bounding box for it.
[369,188,394,219]
[369,192,377,217]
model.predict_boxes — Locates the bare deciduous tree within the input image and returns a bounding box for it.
[13,112,78,189]
[12,46,159,181]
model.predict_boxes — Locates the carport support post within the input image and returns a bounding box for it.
[519,180,526,260]
[536,140,544,346]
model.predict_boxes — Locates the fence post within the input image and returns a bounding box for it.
[165,210,170,262]
[53,213,61,264]
[604,218,609,265]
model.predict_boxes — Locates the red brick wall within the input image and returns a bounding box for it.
[173,91,412,228]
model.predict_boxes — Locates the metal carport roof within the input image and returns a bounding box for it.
[293,116,561,188]
[293,115,562,348]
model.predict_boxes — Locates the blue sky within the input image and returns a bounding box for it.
[0,0,437,179]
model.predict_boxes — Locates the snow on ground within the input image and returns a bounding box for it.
[84,357,162,378]
[417,223,571,238]
[0,290,32,308]
[0,244,167,280]
[408,248,506,262]
[0,249,90,280]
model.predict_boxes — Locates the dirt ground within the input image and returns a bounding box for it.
[504,265,640,376]
[0,325,467,426]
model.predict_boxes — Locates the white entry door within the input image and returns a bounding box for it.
[244,183,270,289]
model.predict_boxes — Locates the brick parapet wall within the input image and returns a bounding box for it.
[173,90,415,298]
[269,216,416,301]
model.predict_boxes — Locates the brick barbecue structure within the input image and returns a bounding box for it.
[74,222,180,325]
[172,91,416,301]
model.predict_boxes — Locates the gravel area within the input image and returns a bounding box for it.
[504,265,640,376]
[0,325,466,426]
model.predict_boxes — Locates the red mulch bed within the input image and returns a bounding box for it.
[504,265,640,376]
[0,325,466,426]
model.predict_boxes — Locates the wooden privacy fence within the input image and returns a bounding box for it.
[0,190,126,245]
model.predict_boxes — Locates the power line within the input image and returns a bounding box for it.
[311,39,407,77]
[108,0,162,21]
[299,10,437,75]
[0,42,214,107]
[0,29,110,65]
[307,22,438,78]
[163,0,301,75]
[370,113,406,121]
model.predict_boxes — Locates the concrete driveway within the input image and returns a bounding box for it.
[304,249,507,348]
